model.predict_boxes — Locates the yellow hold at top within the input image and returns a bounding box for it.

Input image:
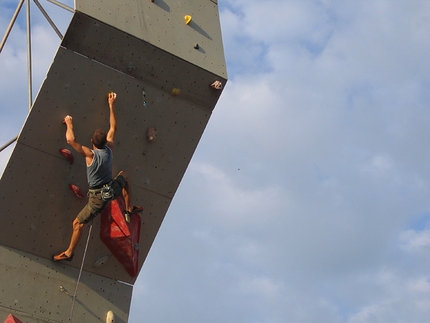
[184,15,192,25]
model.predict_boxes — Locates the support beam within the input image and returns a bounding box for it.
[26,0,33,110]
[33,0,63,39]
[0,0,25,53]
[0,136,18,153]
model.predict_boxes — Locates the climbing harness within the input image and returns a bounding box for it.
[101,181,115,201]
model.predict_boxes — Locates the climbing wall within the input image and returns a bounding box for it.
[0,0,227,322]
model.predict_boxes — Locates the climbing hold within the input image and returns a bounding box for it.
[142,89,147,108]
[171,88,180,96]
[107,91,117,99]
[194,43,199,50]
[62,115,73,125]
[93,255,110,268]
[100,197,141,277]
[59,148,74,164]
[5,314,23,323]
[210,80,223,90]
[69,184,85,199]
[146,127,157,142]
[106,310,115,323]
[184,15,192,25]
[127,62,136,72]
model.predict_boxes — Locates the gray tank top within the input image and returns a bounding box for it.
[87,146,113,188]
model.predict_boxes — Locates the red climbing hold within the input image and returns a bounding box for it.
[4,314,23,323]
[100,196,141,278]
[59,148,74,164]
[69,184,85,199]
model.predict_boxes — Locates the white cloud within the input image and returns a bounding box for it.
[238,274,283,299]
[346,269,430,322]
[191,162,287,229]
[406,276,430,294]
[400,229,430,252]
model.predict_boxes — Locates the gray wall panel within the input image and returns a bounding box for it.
[0,0,227,320]
[75,0,227,78]
[0,246,132,323]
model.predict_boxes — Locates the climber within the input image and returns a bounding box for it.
[53,92,142,262]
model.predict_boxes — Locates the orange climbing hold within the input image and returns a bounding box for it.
[210,80,223,90]
[59,148,74,164]
[69,184,85,199]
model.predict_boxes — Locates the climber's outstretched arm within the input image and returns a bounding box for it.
[64,115,93,161]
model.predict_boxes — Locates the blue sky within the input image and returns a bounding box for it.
[2,0,430,322]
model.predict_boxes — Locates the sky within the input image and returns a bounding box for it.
[2,0,430,322]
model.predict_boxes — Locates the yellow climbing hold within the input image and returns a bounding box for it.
[184,15,192,25]
[171,88,180,96]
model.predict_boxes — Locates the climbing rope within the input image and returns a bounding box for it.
[68,220,93,323]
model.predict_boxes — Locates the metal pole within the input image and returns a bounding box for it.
[0,0,25,54]
[0,136,18,153]
[46,0,74,13]
[33,0,63,39]
[26,0,33,111]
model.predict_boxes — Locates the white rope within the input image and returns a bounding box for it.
[68,221,93,323]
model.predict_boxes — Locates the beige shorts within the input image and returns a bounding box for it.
[77,174,126,224]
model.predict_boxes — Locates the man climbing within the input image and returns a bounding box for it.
[53,92,142,262]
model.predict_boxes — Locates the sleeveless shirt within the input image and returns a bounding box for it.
[87,146,113,188]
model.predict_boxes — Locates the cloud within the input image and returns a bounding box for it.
[346,270,430,322]
[400,228,430,252]
[170,1,430,322]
